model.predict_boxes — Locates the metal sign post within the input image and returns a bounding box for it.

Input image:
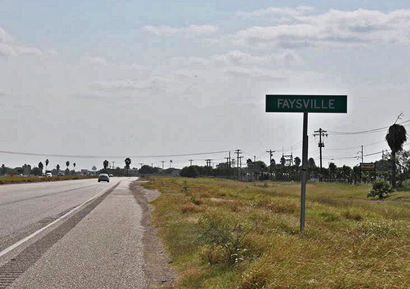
[265,95,347,233]
[300,112,308,232]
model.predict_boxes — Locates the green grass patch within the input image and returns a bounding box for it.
[143,177,410,289]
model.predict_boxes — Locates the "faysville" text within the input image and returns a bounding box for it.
[277,98,335,110]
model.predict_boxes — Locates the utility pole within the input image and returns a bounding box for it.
[169,160,172,168]
[266,149,275,178]
[161,161,165,169]
[358,145,364,182]
[228,151,231,167]
[361,145,364,164]
[313,128,328,182]
[205,159,212,167]
[234,149,242,180]
[112,161,115,169]
[225,154,230,167]
[239,156,243,180]
[189,159,193,166]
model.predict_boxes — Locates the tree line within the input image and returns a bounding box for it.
[181,123,408,188]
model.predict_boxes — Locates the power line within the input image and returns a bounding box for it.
[0,149,231,159]
[324,140,386,151]
[328,120,410,136]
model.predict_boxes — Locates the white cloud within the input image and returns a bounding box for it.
[237,6,314,18]
[91,50,304,94]
[87,56,108,66]
[234,8,410,48]
[0,27,42,56]
[91,76,171,91]
[169,50,301,69]
[0,28,14,43]
[211,50,301,66]
[184,25,219,36]
[142,24,218,37]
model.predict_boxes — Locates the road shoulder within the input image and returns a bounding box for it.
[130,181,175,289]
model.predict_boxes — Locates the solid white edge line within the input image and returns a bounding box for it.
[0,181,120,258]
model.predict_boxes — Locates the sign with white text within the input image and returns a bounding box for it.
[266,95,347,113]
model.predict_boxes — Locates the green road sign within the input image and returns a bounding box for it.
[266,95,347,113]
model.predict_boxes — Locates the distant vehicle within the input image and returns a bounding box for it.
[109,174,114,177]
[98,173,110,182]
[45,172,52,177]
[58,172,65,176]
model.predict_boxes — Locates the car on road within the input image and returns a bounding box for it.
[98,173,110,182]
[45,172,52,177]
[109,174,113,177]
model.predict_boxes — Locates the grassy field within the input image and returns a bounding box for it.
[0,175,96,185]
[142,177,410,289]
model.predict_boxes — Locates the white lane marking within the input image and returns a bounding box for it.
[0,181,120,258]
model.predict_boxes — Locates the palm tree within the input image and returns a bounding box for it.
[56,164,60,174]
[103,160,109,171]
[124,158,131,175]
[45,159,49,171]
[294,157,301,167]
[73,162,76,171]
[280,156,286,166]
[386,123,407,188]
[66,161,70,169]
[38,162,44,175]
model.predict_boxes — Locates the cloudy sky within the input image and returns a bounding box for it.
[0,0,409,170]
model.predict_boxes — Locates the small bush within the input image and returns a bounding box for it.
[181,181,189,194]
[240,267,269,289]
[180,166,199,178]
[319,211,340,222]
[400,179,410,190]
[342,209,363,221]
[367,180,393,199]
[198,214,248,265]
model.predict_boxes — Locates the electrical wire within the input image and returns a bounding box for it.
[0,149,231,159]
[327,120,410,135]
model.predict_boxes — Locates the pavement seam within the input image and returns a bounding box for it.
[0,182,120,289]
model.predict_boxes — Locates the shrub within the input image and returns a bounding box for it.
[367,180,393,199]
[180,166,199,178]
[342,209,363,221]
[198,214,247,265]
[401,179,410,190]
[181,181,189,194]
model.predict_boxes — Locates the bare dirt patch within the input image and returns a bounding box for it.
[130,181,175,289]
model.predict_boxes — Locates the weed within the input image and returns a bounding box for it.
[198,214,248,266]
[143,177,410,289]
[318,211,340,222]
[181,203,203,214]
[342,209,363,221]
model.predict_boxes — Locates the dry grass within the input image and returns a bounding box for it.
[142,177,410,289]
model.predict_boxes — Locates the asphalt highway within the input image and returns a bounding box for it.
[0,178,118,251]
[0,177,148,288]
